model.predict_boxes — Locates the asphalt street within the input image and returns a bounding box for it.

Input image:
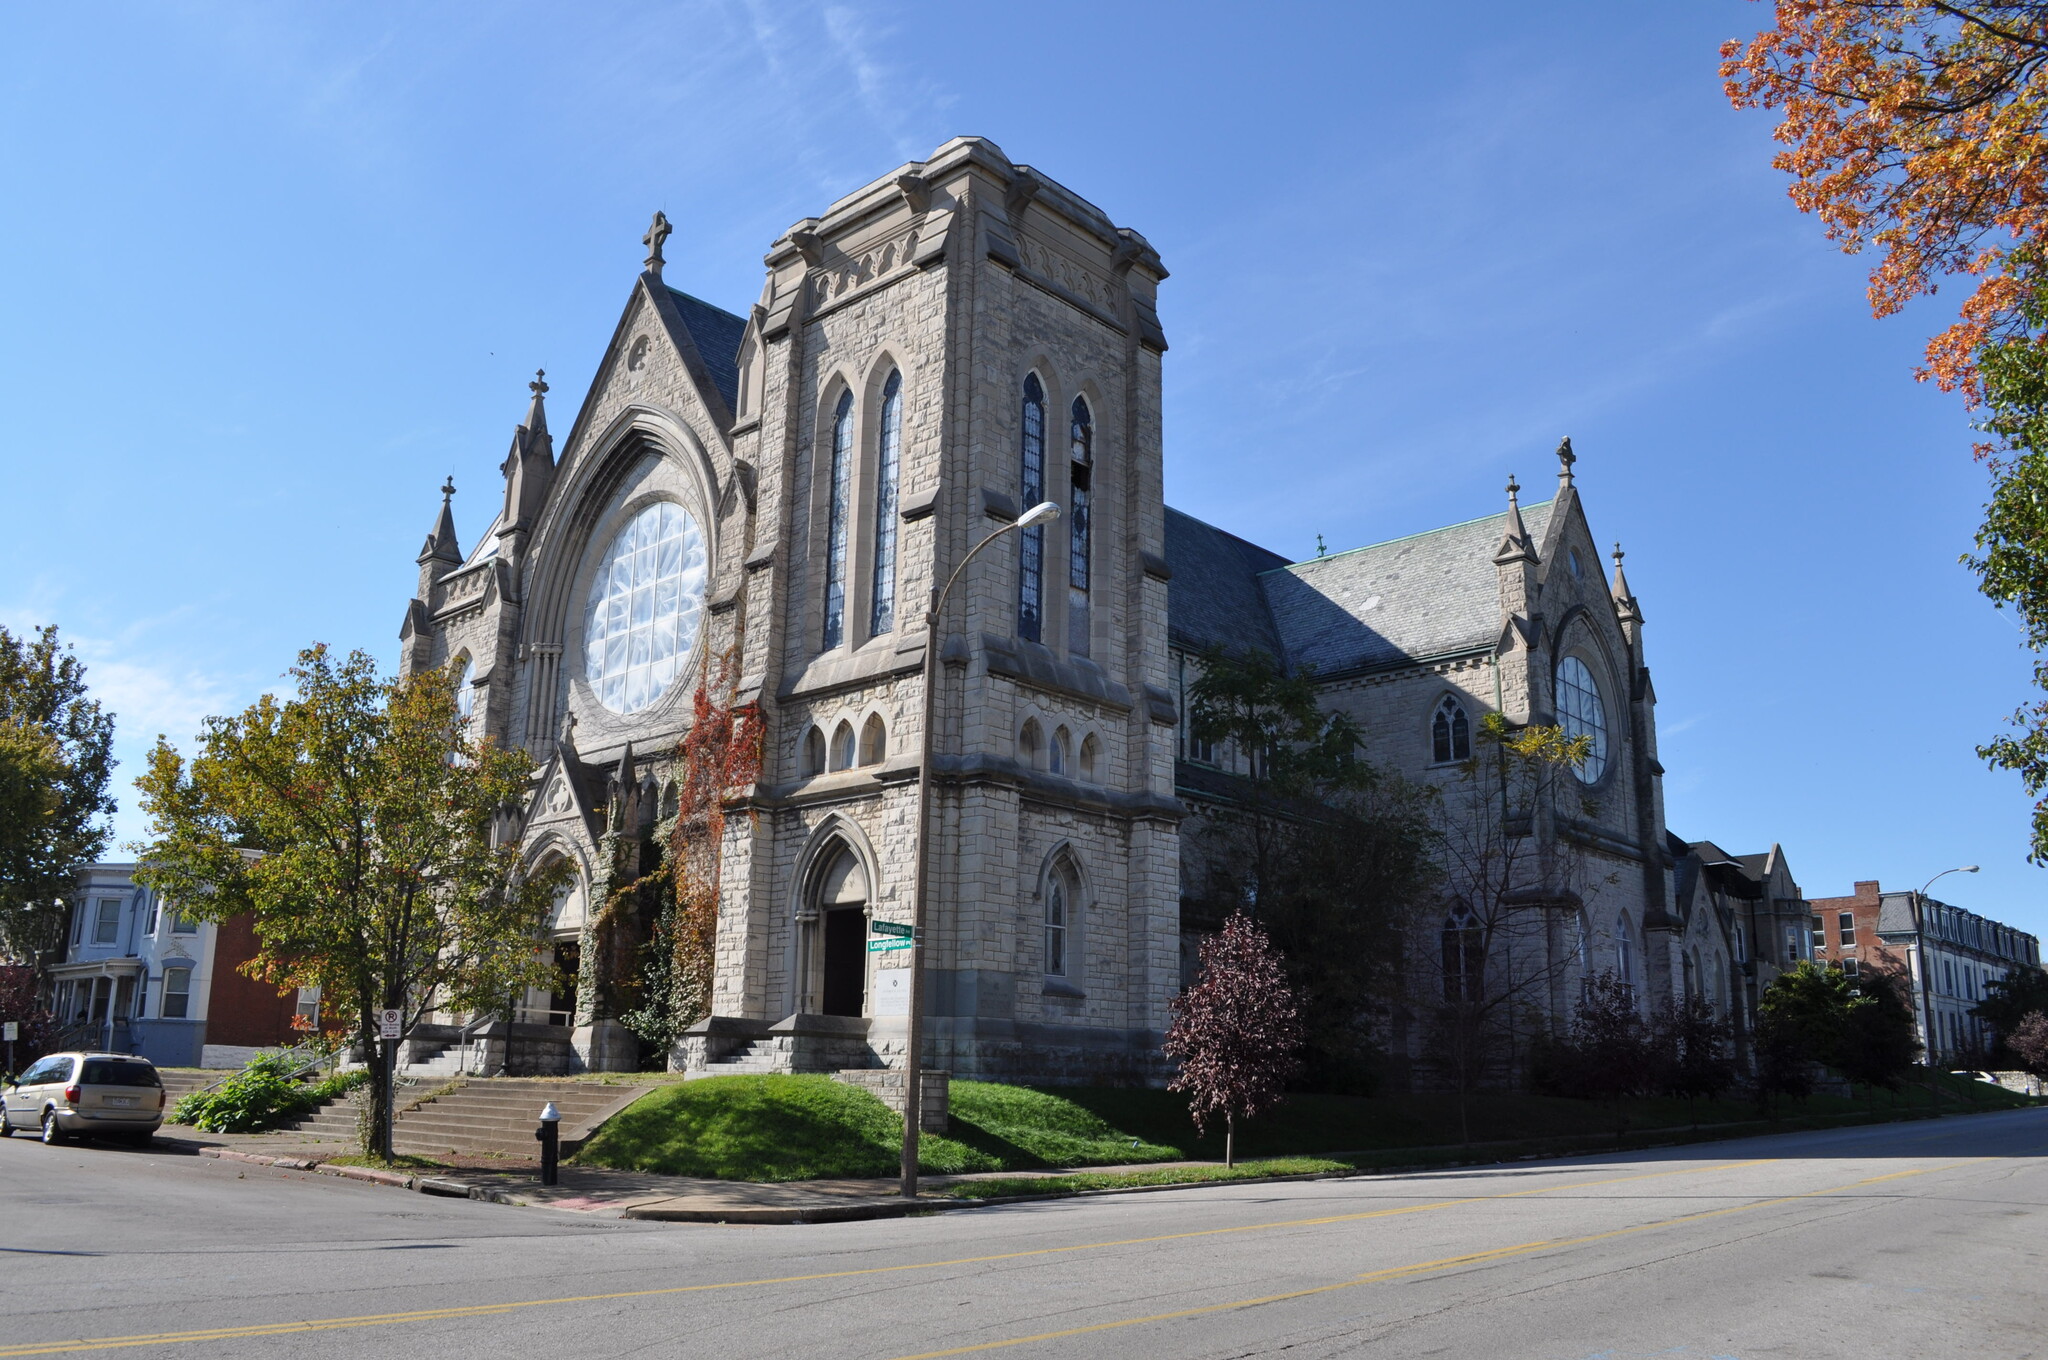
[1,1108,2044,1359]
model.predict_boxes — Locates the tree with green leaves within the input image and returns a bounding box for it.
[0,625,115,963]
[1181,645,1438,1092]
[1971,963,2048,1062]
[134,646,568,1159]
[1756,960,1920,1103]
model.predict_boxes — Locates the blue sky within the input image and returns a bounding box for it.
[2,3,2036,933]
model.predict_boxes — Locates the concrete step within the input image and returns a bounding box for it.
[382,1078,656,1157]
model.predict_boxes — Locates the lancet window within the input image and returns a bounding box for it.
[823,390,855,649]
[1068,396,1092,657]
[1018,374,1046,642]
[870,371,902,636]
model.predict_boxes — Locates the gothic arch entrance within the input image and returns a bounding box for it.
[809,844,869,1018]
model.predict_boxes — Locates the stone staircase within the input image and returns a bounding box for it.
[689,1040,781,1077]
[391,1078,655,1159]
[155,1068,218,1106]
[282,1093,360,1140]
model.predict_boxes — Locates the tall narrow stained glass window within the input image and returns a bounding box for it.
[1018,374,1046,642]
[870,371,902,636]
[1045,876,1067,976]
[1553,656,1608,783]
[1067,395,1092,657]
[823,390,855,648]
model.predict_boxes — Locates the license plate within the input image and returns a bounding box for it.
[105,1097,135,1108]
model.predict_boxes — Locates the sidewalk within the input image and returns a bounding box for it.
[172,1120,1252,1223]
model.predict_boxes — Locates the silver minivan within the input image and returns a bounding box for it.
[0,1052,166,1145]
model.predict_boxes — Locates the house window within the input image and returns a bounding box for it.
[1068,396,1092,657]
[295,986,321,1027]
[1018,374,1046,642]
[1812,915,1826,952]
[93,898,121,945]
[1431,696,1471,763]
[870,370,902,636]
[823,390,855,649]
[1842,957,1860,980]
[1838,912,1856,947]
[171,910,198,935]
[1553,657,1609,782]
[1045,877,1068,977]
[142,893,159,937]
[161,969,192,1020]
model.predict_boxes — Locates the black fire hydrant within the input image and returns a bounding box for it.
[536,1101,560,1186]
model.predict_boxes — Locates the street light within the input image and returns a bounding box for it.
[1918,865,1980,900]
[901,499,1061,1199]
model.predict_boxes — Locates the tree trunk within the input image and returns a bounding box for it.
[1225,1113,1235,1169]
[362,1022,390,1160]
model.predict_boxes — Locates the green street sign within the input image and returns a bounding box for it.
[870,921,913,938]
[867,937,914,953]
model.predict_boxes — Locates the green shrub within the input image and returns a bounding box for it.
[171,1053,364,1133]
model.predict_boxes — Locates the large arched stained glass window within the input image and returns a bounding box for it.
[1554,656,1609,783]
[583,501,708,714]
[1018,374,1046,642]
[823,390,855,648]
[870,371,902,636]
[1067,396,1091,657]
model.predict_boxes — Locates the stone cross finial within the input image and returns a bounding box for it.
[1557,436,1576,488]
[530,369,548,399]
[441,475,456,501]
[1612,541,1624,568]
[643,210,672,277]
[1505,474,1521,504]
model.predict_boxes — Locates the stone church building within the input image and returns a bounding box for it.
[396,137,1722,1084]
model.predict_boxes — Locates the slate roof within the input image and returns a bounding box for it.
[1163,507,1290,656]
[665,287,748,413]
[1254,501,1554,678]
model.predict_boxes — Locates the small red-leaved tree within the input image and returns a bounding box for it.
[2009,1010,2048,1079]
[1165,912,1303,1167]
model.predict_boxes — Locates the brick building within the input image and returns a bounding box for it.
[1810,880,2041,1065]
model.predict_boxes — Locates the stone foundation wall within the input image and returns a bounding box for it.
[834,1068,950,1133]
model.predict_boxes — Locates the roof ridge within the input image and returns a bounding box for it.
[1257,498,1558,576]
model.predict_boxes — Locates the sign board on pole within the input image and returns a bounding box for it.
[2,1022,15,1042]
[378,1009,402,1039]
[870,920,914,939]
[867,937,914,953]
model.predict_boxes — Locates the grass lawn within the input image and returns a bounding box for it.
[939,1158,1351,1199]
[575,1070,2036,1183]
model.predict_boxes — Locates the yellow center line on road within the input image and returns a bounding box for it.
[0,1156,1798,1357]
[883,1159,1993,1360]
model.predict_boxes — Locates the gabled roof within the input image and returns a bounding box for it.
[1164,507,1289,656]
[664,287,746,412]
[1256,501,1555,677]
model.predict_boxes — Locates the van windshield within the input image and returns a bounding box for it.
[81,1060,160,1087]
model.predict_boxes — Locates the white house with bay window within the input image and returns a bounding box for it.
[48,863,216,1067]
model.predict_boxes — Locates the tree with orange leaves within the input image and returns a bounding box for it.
[1726,4,2048,859]
[1722,2,2048,398]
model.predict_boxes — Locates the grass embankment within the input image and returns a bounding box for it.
[576,1070,2035,1184]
